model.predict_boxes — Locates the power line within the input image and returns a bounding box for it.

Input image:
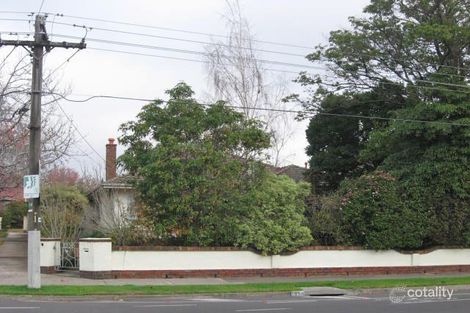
[0,11,33,15]
[89,47,301,75]
[52,34,318,70]
[45,49,81,79]
[45,92,470,127]
[0,46,17,67]
[38,0,46,14]
[50,21,307,58]
[47,13,315,50]
[0,18,31,22]
[51,94,106,162]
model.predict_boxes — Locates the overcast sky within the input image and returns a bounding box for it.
[1,0,370,177]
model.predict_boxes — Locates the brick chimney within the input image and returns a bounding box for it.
[105,138,117,181]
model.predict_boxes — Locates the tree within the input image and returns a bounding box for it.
[0,51,75,192]
[305,84,408,194]
[44,166,80,186]
[236,173,312,255]
[295,0,470,247]
[205,0,294,166]
[119,82,271,246]
[339,171,427,250]
[40,184,88,242]
[119,83,312,253]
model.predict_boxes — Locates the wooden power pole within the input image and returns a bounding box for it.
[0,14,86,288]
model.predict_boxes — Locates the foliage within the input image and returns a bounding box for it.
[44,167,79,186]
[40,184,88,242]
[236,174,312,255]
[294,0,470,249]
[305,86,408,194]
[1,201,27,229]
[305,194,346,246]
[339,171,427,250]
[119,82,270,245]
[119,83,312,254]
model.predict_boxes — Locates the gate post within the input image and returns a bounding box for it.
[40,238,61,273]
[79,238,112,279]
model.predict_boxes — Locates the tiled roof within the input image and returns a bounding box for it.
[100,175,136,189]
[267,164,307,182]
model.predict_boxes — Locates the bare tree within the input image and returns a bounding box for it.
[205,0,295,166]
[0,50,75,191]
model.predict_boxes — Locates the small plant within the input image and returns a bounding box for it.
[1,201,27,229]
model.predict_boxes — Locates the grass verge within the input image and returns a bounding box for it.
[0,230,7,246]
[1,276,470,296]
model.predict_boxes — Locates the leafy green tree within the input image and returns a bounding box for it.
[119,82,271,246]
[305,193,346,246]
[236,173,312,255]
[296,0,470,248]
[339,171,427,250]
[120,83,313,253]
[305,86,407,194]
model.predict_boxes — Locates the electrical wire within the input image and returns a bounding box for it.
[38,0,46,14]
[52,34,318,70]
[46,13,315,50]
[45,92,470,128]
[49,21,307,58]
[50,93,106,162]
[0,46,17,67]
[88,47,302,75]
[45,49,81,79]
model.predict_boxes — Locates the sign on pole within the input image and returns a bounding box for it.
[23,175,40,199]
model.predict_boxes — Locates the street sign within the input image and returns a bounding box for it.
[23,175,40,199]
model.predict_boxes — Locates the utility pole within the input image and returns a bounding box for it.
[0,14,85,288]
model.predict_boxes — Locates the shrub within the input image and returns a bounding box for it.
[305,194,347,246]
[236,174,313,255]
[339,171,427,250]
[1,201,27,229]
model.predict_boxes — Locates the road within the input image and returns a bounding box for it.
[1,291,470,313]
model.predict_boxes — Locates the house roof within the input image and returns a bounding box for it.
[100,175,135,190]
[266,164,307,182]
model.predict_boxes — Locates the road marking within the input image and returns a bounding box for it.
[236,309,291,312]
[134,304,198,308]
[265,300,318,304]
[191,298,246,302]
[0,308,39,310]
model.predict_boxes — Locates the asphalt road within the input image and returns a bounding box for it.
[1,291,470,313]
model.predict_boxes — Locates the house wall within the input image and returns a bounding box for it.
[111,189,135,219]
[76,239,470,279]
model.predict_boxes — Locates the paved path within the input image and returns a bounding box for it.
[0,232,27,284]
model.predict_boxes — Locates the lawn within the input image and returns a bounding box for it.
[0,230,7,246]
[1,276,470,296]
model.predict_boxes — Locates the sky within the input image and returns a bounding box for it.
[0,0,370,178]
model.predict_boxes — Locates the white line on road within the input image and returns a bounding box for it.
[236,308,291,312]
[134,304,198,308]
[265,300,317,304]
[0,308,39,310]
